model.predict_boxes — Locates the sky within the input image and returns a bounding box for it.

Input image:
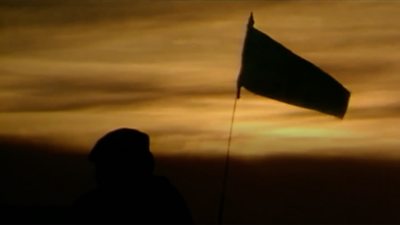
[1,0,400,158]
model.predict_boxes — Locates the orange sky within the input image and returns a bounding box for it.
[1,0,400,158]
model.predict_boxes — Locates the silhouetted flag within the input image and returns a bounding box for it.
[237,14,350,118]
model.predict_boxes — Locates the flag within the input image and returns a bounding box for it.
[237,13,350,119]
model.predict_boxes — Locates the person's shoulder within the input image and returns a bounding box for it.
[151,176,193,223]
[151,175,176,190]
[150,176,182,195]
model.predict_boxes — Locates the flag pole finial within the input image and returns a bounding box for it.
[248,12,254,28]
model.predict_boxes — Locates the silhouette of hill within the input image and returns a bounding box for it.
[1,135,400,223]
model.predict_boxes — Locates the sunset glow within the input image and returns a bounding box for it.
[1,0,400,158]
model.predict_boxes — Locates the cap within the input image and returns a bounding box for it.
[88,128,151,163]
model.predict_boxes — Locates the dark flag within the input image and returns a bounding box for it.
[237,13,350,119]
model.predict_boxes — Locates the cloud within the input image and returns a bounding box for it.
[0,79,232,113]
[0,63,233,112]
[0,0,294,55]
[348,103,400,120]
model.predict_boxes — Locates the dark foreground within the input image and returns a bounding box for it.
[1,136,400,223]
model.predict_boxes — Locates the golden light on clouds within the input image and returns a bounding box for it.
[1,0,400,158]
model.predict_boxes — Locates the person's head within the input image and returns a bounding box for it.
[89,128,154,186]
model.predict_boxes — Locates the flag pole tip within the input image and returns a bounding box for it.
[248,12,254,27]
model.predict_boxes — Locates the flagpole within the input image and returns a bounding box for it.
[218,96,238,224]
[217,12,252,224]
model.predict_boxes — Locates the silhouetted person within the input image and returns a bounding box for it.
[74,128,192,224]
